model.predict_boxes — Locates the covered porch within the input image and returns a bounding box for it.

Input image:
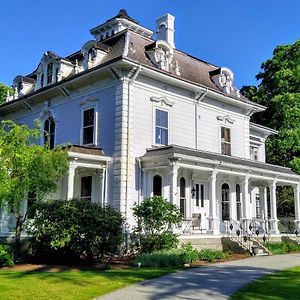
[140,145,300,236]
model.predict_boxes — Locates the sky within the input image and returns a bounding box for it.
[0,0,299,88]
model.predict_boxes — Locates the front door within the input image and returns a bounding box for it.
[193,182,208,231]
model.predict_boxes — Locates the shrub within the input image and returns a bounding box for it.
[266,242,288,255]
[286,242,300,252]
[135,250,182,267]
[0,244,14,267]
[26,199,124,263]
[133,196,182,253]
[198,249,226,262]
[135,244,228,267]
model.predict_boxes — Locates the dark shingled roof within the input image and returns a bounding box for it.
[106,9,139,24]
[142,145,298,176]
[68,145,105,156]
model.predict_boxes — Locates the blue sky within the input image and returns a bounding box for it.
[0,1,299,88]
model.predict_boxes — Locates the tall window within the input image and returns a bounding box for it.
[41,74,44,88]
[82,108,95,145]
[221,127,231,155]
[250,146,258,161]
[180,177,186,217]
[222,183,230,221]
[153,175,162,196]
[81,176,92,201]
[195,184,205,207]
[44,116,55,149]
[47,63,53,84]
[236,184,241,221]
[255,193,261,218]
[155,109,168,145]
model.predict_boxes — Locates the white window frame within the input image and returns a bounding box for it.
[153,107,169,146]
[250,145,259,161]
[81,106,97,146]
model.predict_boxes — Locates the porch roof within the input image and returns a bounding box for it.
[142,145,298,177]
[67,145,105,156]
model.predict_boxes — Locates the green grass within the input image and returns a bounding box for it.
[0,267,178,300]
[230,266,300,300]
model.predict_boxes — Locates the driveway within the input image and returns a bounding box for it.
[96,253,300,300]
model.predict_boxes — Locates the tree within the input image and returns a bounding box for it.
[0,83,13,104]
[241,39,300,216]
[0,120,68,252]
[133,196,182,253]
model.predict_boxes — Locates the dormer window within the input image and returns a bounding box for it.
[55,67,59,83]
[88,48,96,61]
[47,63,53,84]
[41,74,44,88]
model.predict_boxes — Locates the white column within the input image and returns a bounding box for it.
[67,165,76,200]
[142,170,148,199]
[269,180,279,234]
[293,184,300,231]
[100,169,105,206]
[242,174,250,220]
[104,167,108,205]
[230,182,237,221]
[207,169,219,234]
[169,161,178,205]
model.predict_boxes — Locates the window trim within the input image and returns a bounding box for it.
[81,106,97,146]
[153,107,169,146]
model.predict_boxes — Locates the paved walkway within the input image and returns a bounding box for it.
[96,253,300,300]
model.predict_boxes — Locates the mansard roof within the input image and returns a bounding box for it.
[142,145,298,176]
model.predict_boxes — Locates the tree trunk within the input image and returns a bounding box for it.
[14,212,23,259]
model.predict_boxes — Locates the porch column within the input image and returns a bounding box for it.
[67,164,76,200]
[293,184,300,231]
[100,169,105,206]
[269,180,279,234]
[241,174,250,220]
[169,159,179,205]
[207,169,219,234]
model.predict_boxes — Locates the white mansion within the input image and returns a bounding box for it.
[0,10,299,238]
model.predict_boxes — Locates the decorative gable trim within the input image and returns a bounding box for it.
[216,115,235,124]
[150,96,174,107]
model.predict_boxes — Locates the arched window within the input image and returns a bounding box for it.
[222,183,230,221]
[236,184,241,221]
[47,63,53,84]
[88,48,96,61]
[44,116,55,149]
[180,177,186,217]
[153,175,162,196]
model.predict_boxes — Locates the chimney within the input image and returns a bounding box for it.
[156,14,175,48]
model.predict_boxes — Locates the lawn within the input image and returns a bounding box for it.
[230,266,300,300]
[0,267,178,300]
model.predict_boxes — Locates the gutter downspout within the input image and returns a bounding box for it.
[194,89,208,149]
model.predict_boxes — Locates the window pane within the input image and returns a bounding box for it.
[156,127,168,145]
[84,108,94,127]
[195,184,199,206]
[200,184,204,207]
[153,175,162,196]
[180,177,185,198]
[156,109,168,128]
[81,176,92,200]
[83,126,94,144]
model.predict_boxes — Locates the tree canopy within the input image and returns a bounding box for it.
[241,39,300,174]
[0,120,68,245]
[0,83,13,104]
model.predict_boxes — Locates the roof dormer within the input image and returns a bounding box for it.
[210,67,240,98]
[81,40,109,70]
[12,75,35,99]
[90,9,153,41]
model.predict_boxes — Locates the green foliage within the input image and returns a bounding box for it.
[27,199,124,263]
[0,244,14,267]
[286,242,300,252]
[241,39,300,216]
[0,83,13,105]
[133,196,182,253]
[198,249,226,262]
[135,250,182,267]
[135,243,227,268]
[265,242,288,254]
[0,120,68,248]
